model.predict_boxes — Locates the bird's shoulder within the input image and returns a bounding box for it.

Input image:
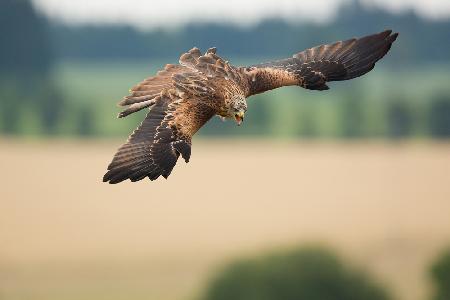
[178,47,251,96]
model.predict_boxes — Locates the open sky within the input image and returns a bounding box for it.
[32,0,450,29]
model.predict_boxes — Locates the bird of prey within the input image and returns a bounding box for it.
[103,30,398,184]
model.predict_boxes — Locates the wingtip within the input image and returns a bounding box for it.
[383,29,399,41]
[117,98,128,107]
[102,173,112,184]
[391,32,399,41]
[103,168,126,184]
[106,176,126,184]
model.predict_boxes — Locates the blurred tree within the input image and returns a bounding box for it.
[386,98,413,139]
[0,0,65,135]
[428,95,450,138]
[76,104,96,136]
[0,0,53,78]
[3,0,448,138]
[37,83,65,135]
[0,81,23,134]
[297,103,318,138]
[49,1,450,64]
[430,248,450,300]
[202,247,391,300]
[339,93,365,138]
[242,94,271,135]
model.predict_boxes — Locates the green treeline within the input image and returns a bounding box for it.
[49,1,450,64]
[0,0,450,138]
[0,0,63,135]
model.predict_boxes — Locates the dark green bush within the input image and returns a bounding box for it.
[297,103,318,138]
[37,83,65,135]
[339,93,365,138]
[0,81,22,134]
[386,99,413,139]
[428,96,450,138]
[430,248,450,300]
[76,104,96,136]
[201,247,390,300]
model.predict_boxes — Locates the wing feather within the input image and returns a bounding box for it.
[243,30,398,95]
[103,93,215,184]
[117,64,188,118]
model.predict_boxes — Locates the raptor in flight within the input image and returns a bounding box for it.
[103,30,398,183]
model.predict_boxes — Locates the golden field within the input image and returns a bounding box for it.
[1,139,450,300]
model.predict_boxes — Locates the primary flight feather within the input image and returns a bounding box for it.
[103,30,398,184]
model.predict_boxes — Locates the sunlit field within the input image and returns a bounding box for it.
[1,140,450,300]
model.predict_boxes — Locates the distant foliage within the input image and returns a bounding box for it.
[2,0,450,138]
[430,248,450,300]
[49,1,450,64]
[386,98,413,139]
[339,93,365,138]
[428,95,450,138]
[38,83,65,135]
[242,94,271,135]
[0,81,23,134]
[0,0,53,77]
[0,0,65,135]
[297,103,319,138]
[202,247,391,300]
[76,104,96,136]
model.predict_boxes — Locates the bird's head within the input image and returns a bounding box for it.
[234,110,245,126]
[229,96,247,126]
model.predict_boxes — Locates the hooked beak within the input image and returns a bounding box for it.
[234,111,245,126]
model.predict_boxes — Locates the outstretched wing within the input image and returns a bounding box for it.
[243,30,398,96]
[103,93,215,184]
[117,64,189,118]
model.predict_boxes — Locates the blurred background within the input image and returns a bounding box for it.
[1,0,450,300]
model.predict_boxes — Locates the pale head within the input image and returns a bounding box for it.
[228,95,247,126]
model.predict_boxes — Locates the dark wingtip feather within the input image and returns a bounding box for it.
[102,173,110,183]
[117,110,131,118]
[173,141,191,163]
[381,29,392,36]
[381,29,398,43]
[117,110,132,118]
[337,29,399,80]
[103,170,124,184]
[390,32,399,42]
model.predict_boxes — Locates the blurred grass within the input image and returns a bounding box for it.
[48,59,450,138]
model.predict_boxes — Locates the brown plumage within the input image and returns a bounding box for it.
[103,30,398,183]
